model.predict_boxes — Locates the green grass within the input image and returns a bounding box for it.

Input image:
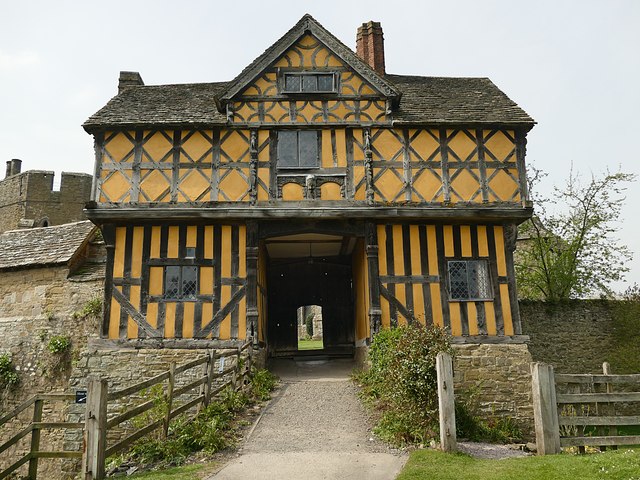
[127,463,209,479]
[297,339,323,350]
[397,448,640,480]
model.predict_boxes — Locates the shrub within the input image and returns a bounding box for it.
[305,312,314,337]
[250,368,278,401]
[0,353,19,389]
[74,297,103,319]
[357,324,452,446]
[47,335,71,354]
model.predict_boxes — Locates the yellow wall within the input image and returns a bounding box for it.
[107,224,247,340]
[351,239,370,342]
[376,223,516,336]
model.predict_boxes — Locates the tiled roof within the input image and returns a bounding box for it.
[0,221,96,270]
[83,73,533,130]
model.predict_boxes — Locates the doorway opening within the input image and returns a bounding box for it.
[297,305,323,351]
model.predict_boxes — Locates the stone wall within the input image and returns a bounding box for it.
[452,343,534,439]
[520,299,638,374]
[0,170,92,233]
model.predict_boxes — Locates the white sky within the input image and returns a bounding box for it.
[1,0,639,291]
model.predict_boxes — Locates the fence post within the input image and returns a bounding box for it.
[27,398,44,479]
[232,347,241,391]
[531,362,561,455]
[163,362,176,439]
[204,349,216,406]
[602,362,618,450]
[83,377,108,480]
[436,352,457,453]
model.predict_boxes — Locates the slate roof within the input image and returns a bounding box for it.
[0,221,96,270]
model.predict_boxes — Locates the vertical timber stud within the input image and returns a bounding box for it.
[101,224,116,338]
[515,128,530,206]
[503,224,523,334]
[439,128,451,204]
[164,362,176,439]
[364,127,374,205]
[365,222,382,338]
[245,222,259,344]
[249,130,258,205]
[83,377,108,480]
[436,352,457,453]
[91,132,104,202]
[28,398,44,479]
[531,362,561,455]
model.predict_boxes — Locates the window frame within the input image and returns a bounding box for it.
[447,259,493,302]
[280,71,339,94]
[163,265,199,301]
[276,130,321,170]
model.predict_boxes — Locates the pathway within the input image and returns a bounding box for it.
[208,357,407,480]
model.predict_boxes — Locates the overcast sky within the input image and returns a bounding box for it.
[1,0,638,291]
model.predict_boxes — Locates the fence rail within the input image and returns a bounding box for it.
[0,340,253,480]
[532,361,640,455]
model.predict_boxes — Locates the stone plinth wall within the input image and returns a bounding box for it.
[452,343,534,439]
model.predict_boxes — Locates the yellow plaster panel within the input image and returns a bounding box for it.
[219,169,249,202]
[352,130,365,161]
[360,102,386,122]
[142,131,172,162]
[426,226,439,275]
[449,302,462,336]
[238,296,246,340]
[146,303,158,329]
[263,102,290,123]
[183,302,195,339]
[467,302,479,336]
[380,295,390,329]
[485,302,497,335]
[178,169,211,202]
[221,226,232,278]
[460,226,472,257]
[258,131,270,161]
[411,169,443,203]
[242,74,277,96]
[238,225,247,278]
[140,169,170,202]
[484,130,515,162]
[450,168,481,202]
[430,284,443,328]
[313,44,342,67]
[104,132,134,163]
[281,182,304,201]
[447,130,478,161]
[200,267,214,295]
[220,130,250,161]
[164,303,176,338]
[494,226,507,276]
[320,182,342,200]
[168,226,179,258]
[477,226,489,257]
[186,226,197,248]
[409,129,440,163]
[392,225,404,275]
[500,284,514,335]
[114,227,126,278]
[232,103,257,123]
[353,167,366,200]
[296,101,323,123]
[258,169,270,201]
[409,225,422,275]
[109,296,120,339]
[371,129,402,160]
[151,227,161,258]
[101,171,131,202]
[412,283,425,325]
[326,101,351,122]
[443,225,454,257]
[321,130,333,168]
[373,168,403,202]
[334,129,347,167]
[181,131,213,163]
[131,227,144,278]
[128,285,140,338]
[395,284,407,326]
[377,225,387,276]
[149,267,163,296]
[218,285,231,339]
[204,226,213,259]
[201,303,213,333]
[487,169,520,202]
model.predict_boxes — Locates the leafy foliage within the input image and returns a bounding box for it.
[0,353,19,389]
[356,324,452,446]
[250,368,278,401]
[516,167,635,300]
[47,335,71,354]
[74,297,103,318]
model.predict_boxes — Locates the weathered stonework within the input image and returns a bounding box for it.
[452,343,534,439]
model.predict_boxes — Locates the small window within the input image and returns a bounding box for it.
[282,73,336,93]
[277,131,320,168]
[164,266,198,300]
[448,260,492,301]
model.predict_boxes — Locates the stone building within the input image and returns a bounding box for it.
[82,15,536,432]
[0,159,92,233]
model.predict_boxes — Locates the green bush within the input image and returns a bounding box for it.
[74,297,103,319]
[357,324,452,446]
[250,368,278,401]
[0,353,19,389]
[305,312,314,337]
[47,335,71,354]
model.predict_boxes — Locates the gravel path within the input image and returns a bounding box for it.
[208,358,407,480]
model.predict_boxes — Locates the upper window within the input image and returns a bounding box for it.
[277,131,320,168]
[282,73,336,93]
[164,265,198,300]
[448,260,492,301]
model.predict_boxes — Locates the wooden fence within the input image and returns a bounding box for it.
[0,340,252,480]
[532,361,640,454]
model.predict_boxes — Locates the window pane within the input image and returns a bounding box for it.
[302,75,318,92]
[277,131,298,167]
[317,74,334,92]
[468,261,491,299]
[448,261,469,300]
[181,266,198,298]
[298,131,319,168]
[284,74,301,92]
[165,266,181,299]
[185,247,196,258]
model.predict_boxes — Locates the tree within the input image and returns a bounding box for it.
[516,168,635,301]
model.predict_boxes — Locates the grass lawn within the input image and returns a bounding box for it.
[128,463,216,479]
[297,339,323,350]
[397,448,640,480]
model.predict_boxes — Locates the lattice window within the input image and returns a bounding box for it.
[164,265,198,300]
[448,260,492,301]
[282,73,337,93]
[277,131,320,168]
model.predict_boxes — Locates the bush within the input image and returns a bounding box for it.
[74,297,103,319]
[47,335,71,354]
[357,324,452,446]
[0,353,19,389]
[250,368,278,401]
[305,312,314,337]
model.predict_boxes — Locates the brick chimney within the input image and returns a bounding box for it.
[5,158,22,178]
[118,71,144,94]
[356,21,386,75]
